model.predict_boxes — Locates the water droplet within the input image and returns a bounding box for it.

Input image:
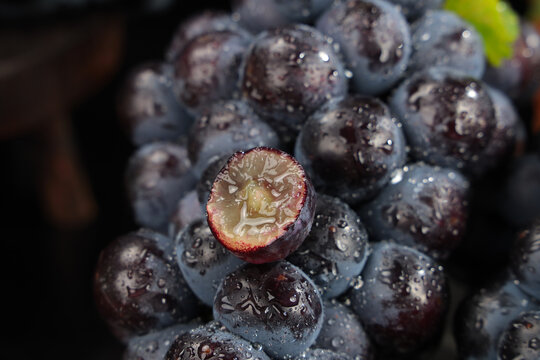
[192,238,202,248]
[335,238,348,252]
[331,336,344,347]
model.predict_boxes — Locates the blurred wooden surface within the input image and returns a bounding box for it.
[0,13,126,228]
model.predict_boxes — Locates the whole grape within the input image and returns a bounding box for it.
[94,229,199,342]
[241,24,348,132]
[213,261,324,358]
[389,67,496,174]
[360,163,469,260]
[349,241,449,355]
[408,10,485,79]
[173,29,251,115]
[126,142,195,232]
[295,94,406,205]
[117,62,193,147]
[316,0,411,95]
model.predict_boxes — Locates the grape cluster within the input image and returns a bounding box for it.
[98,1,540,359]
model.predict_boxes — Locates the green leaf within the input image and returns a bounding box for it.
[444,0,519,66]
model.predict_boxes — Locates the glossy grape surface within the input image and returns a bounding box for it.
[94,229,199,342]
[360,164,469,260]
[165,322,272,360]
[313,300,373,359]
[484,22,540,102]
[497,311,540,360]
[213,261,324,358]
[455,277,537,360]
[168,190,204,239]
[241,24,348,131]
[118,62,193,147]
[316,0,411,95]
[173,30,251,114]
[187,100,279,177]
[123,322,200,360]
[175,219,245,306]
[295,94,406,205]
[386,0,444,20]
[287,194,370,298]
[126,142,195,232]
[390,67,496,174]
[408,10,485,79]
[510,220,540,300]
[349,241,449,355]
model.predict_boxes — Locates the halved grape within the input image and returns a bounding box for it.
[207,147,316,264]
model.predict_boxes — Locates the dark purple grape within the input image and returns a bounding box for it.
[118,62,193,147]
[408,10,485,79]
[175,219,245,306]
[294,94,406,205]
[213,260,324,358]
[187,100,279,177]
[349,241,449,355]
[476,86,525,174]
[126,142,196,232]
[497,155,540,228]
[273,0,333,22]
[168,190,204,239]
[295,349,352,360]
[497,311,540,360]
[484,22,540,103]
[360,164,470,260]
[207,147,316,264]
[94,229,199,342]
[316,0,411,95]
[231,0,291,34]
[389,67,497,174]
[313,300,374,359]
[173,29,251,114]
[510,220,540,300]
[241,24,348,132]
[386,0,444,20]
[123,321,201,360]
[165,322,272,360]
[454,276,537,360]
[166,11,242,62]
[287,194,370,298]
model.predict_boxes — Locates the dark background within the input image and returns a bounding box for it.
[0,1,225,358]
[0,0,534,359]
